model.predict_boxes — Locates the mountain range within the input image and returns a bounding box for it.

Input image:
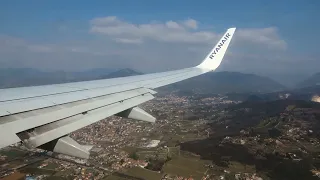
[0,68,319,96]
[0,68,117,88]
[296,72,320,88]
[100,68,143,79]
[158,71,286,94]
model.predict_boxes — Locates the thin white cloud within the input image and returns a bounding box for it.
[236,27,287,50]
[89,16,119,25]
[0,35,55,53]
[90,17,216,44]
[114,38,143,44]
[165,20,184,30]
[183,19,198,30]
[89,16,287,49]
[3,16,315,79]
[27,45,54,53]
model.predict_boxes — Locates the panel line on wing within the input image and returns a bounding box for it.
[0,69,195,117]
[0,68,194,103]
[0,88,154,134]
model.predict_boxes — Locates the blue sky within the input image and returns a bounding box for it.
[0,0,319,84]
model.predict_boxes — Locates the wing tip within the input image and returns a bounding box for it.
[227,27,237,35]
[196,27,236,71]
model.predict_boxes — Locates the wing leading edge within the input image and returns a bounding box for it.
[0,28,236,158]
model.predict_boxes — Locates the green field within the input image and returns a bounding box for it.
[45,162,59,170]
[227,161,255,173]
[20,167,56,175]
[162,156,210,180]
[104,153,210,180]
[122,146,158,155]
[103,175,128,180]
[0,149,27,159]
[125,167,162,179]
[105,167,162,180]
[53,169,73,176]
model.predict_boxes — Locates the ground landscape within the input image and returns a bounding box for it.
[1,69,320,180]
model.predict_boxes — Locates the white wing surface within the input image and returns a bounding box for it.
[0,28,236,158]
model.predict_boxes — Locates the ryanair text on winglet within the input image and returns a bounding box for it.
[208,33,231,59]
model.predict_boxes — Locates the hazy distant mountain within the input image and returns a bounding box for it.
[0,68,116,88]
[69,68,118,80]
[0,69,285,95]
[224,84,320,103]
[295,85,320,94]
[0,68,145,88]
[296,72,320,88]
[158,71,286,94]
[100,68,143,79]
[0,68,65,88]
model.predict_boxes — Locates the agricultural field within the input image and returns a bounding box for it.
[162,156,210,180]
[105,167,162,180]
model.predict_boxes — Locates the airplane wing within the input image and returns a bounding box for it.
[0,28,236,159]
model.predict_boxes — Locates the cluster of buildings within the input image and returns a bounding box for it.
[161,173,195,180]
[111,158,148,171]
[0,93,247,179]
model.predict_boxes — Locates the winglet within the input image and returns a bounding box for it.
[196,27,236,71]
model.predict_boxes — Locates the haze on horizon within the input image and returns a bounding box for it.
[0,0,319,86]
